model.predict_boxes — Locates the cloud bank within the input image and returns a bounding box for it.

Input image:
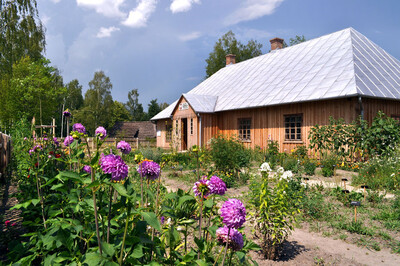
[96,26,120,38]
[76,0,126,18]
[122,0,158,28]
[225,0,284,25]
[170,0,201,13]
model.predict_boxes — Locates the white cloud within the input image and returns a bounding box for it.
[96,26,120,38]
[122,0,157,28]
[179,31,201,41]
[225,0,284,25]
[170,0,200,13]
[41,14,51,26]
[76,0,126,18]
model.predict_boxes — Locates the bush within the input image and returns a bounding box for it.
[353,153,400,191]
[321,156,338,177]
[209,135,251,172]
[282,157,300,173]
[304,160,317,176]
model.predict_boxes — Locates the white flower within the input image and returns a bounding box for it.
[391,173,395,177]
[260,162,272,172]
[166,218,172,225]
[177,226,185,231]
[281,171,293,181]
[301,183,307,188]
[277,167,284,175]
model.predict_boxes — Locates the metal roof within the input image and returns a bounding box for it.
[152,28,400,120]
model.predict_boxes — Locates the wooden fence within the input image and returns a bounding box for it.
[62,137,156,150]
[0,132,11,180]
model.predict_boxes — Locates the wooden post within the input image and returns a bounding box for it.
[136,138,139,149]
[354,206,357,223]
[32,116,36,142]
[52,118,56,137]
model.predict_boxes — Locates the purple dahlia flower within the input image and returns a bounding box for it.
[216,226,244,251]
[72,123,86,134]
[83,165,91,174]
[137,161,161,180]
[192,176,214,198]
[220,198,246,229]
[53,137,60,146]
[117,141,131,154]
[95,126,107,140]
[99,154,129,182]
[29,145,42,155]
[209,175,227,195]
[64,136,74,146]
[63,109,71,117]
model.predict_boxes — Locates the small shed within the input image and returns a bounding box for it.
[109,121,156,140]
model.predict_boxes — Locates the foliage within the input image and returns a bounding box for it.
[353,153,400,191]
[282,157,300,173]
[110,101,131,128]
[6,124,257,265]
[250,168,302,259]
[2,56,65,128]
[64,79,84,111]
[303,159,317,176]
[147,99,162,120]
[205,31,262,78]
[320,155,338,177]
[0,0,45,76]
[362,112,400,157]
[289,35,307,46]
[74,71,114,134]
[209,135,252,173]
[125,89,146,121]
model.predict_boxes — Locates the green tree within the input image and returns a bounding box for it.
[125,89,146,121]
[159,102,169,111]
[205,31,263,78]
[0,0,45,75]
[4,56,65,126]
[110,101,131,127]
[64,79,84,111]
[147,99,162,120]
[289,35,306,46]
[74,71,114,134]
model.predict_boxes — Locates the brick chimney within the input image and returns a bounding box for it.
[226,54,236,65]
[270,37,284,50]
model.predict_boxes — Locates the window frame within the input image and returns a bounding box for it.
[165,124,172,143]
[238,118,252,142]
[284,114,303,142]
[190,118,193,135]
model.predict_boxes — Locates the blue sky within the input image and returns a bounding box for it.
[37,0,400,110]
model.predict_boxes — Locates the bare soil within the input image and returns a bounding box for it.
[163,171,400,266]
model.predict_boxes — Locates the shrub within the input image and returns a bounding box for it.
[320,156,338,177]
[282,157,300,173]
[304,160,317,176]
[209,135,251,173]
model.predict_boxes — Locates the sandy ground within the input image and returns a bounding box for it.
[162,173,400,265]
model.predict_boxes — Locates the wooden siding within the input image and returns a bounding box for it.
[213,97,360,152]
[157,96,400,152]
[155,119,172,149]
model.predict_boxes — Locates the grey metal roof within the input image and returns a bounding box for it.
[152,28,400,120]
[182,94,218,113]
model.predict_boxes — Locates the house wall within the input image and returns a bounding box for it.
[155,119,173,149]
[362,98,400,123]
[202,97,360,153]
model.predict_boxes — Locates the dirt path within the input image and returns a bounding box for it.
[162,175,400,265]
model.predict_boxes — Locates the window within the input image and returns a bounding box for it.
[190,118,193,135]
[175,120,179,136]
[166,124,172,142]
[238,118,251,141]
[284,114,302,141]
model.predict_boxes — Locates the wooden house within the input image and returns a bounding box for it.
[151,28,400,152]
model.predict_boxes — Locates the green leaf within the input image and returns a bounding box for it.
[141,212,162,232]
[195,259,208,266]
[177,195,195,208]
[101,242,115,257]
[131,244,144,258]
[83,252,106,266]
[87,180,101,189]
[31,198,40,206]
[111,183,129,197]
[204,198,214,208]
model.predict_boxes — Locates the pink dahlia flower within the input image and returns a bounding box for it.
[137,161,161,180]
[220,198,246,228]
[216,226,244,251]
[209,175,227,195]
[100,154,129,182]
[117,141,131,154]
